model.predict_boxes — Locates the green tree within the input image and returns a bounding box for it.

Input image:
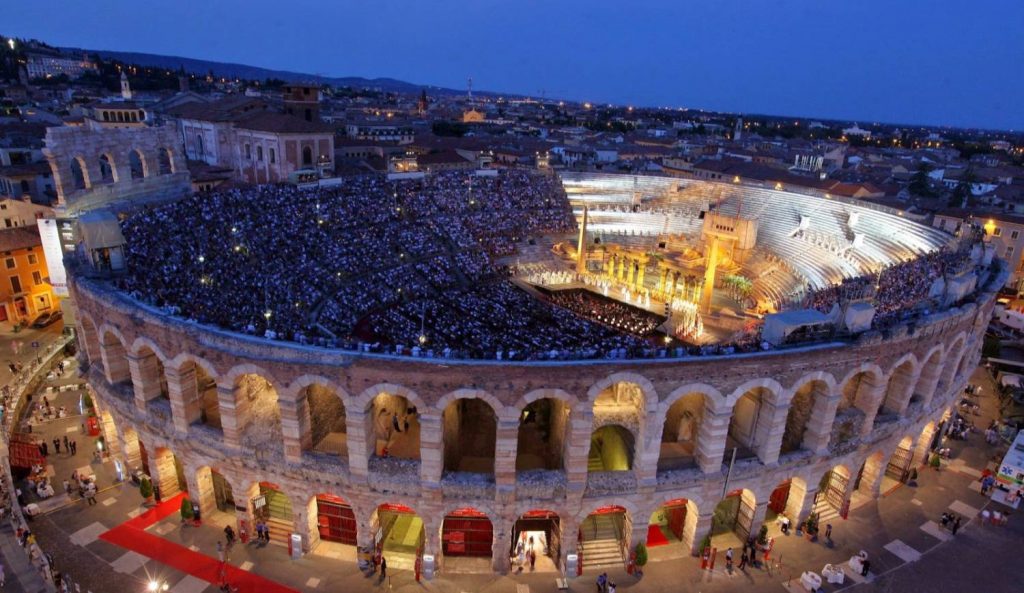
[139,476,154,500]
[909,162,936,198]
[180,498,195,521]
[634,542,648,567]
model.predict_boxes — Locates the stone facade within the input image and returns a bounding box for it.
[71,262,1001,575]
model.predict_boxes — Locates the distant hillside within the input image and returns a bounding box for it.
[58,46,480,96]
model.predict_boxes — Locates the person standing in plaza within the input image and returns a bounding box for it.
[380,555,387,578]
[738,549,749,571]
[69,440,77,455]
[952,516,962,535]
[52,438,60,454]
[62,436,68,451]
[725,547,734,573]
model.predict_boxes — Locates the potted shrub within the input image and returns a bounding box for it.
[804,512,819,542]
[180,498,195,524]
[930,454,942,471]
[634,542,648,577]
[139,476,154,504]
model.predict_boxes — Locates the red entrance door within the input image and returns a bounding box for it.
[769,480,791,514]
[442,509,493,557]
[317,495,357,545]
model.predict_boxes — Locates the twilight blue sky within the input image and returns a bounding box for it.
[7,0,1024,130]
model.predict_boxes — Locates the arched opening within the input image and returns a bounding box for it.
[177,360,220,430]
[659,392,704,471]
[302,146,313,166]
[880,359,916,420]
[79,316,100,366]
[770,476,807,529]
[593,381,647,423]
[712,489,757,544]
[98,154,116,183]
[301,384,347,458]
[580,506,629,571]
[854,451,886,501]
[832,371,878,448]
[310,494,357,555]
[248,481,292,546]
[442,398,497,475]
[442,508,493,572]
[158,148,173,174]
[232,374,281,451]
[70,157,88,190]
[99,331,130,385]
[727,388,770,461]
[511,510,561,573]
[647,498,697,556]
[915,421,939,467]
[883,436,915,491]
[372,503,423,569]
[133,346,168,412]
[814,465,851,518]
[128,149,146,179]
[516,398,570,471]
[587,425,635,472]
[781,381,823,454]
[365,391,420,460]
[194,466,234,522]
[150,447,187,499]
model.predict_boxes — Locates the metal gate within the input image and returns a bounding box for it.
[317,495,357,545]
[212,471,234,512]
[736,495,755,541]
[825,470,849,512]
[886,446,913,482]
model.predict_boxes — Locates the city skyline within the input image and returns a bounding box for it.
[6,0,1023,130]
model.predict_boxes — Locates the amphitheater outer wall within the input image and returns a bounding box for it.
[70,273,999,573]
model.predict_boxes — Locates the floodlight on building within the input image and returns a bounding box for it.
[7,39,14,50]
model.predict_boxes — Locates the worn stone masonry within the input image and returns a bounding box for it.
[71,262,1002,575]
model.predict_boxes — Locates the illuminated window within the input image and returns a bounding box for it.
[1012,230,1019,240]
[4,258,14,270]
[27,254,37,265]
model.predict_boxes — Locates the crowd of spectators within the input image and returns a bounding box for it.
[546,289,663,337]
[803,249,975,324]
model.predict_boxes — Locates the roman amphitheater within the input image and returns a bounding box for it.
[67,169,1004,577]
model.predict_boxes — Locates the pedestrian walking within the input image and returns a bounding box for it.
[825,523,832,541]
[725,547,734,572]
[52,438,60,454]
[62,436,69,450]
[263,522,270,543]
[952,516,962,535]
[224,525,235,546]
[597,572,607,593]
[380,555,387,578]
[39,442,47,457]
[62,480,70,495]
[69,440,77,455]
[738,550,749,570]
[529,549,536,570]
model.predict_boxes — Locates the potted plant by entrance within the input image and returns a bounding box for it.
[930,454,942,471]
[804,512,819,542]
[756,525,769,551]
[180,498,195,525]
[634,542,648,577]
[139,476,154,505]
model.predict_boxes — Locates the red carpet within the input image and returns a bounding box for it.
[646,524,669,547]
[99,493,299,593]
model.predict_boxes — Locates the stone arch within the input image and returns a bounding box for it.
[222,363,281,391]
[587,372,657,414]
[98,153,117,183]
[658,385,718,472]
[223,369,283,452]
[441,393,498,475]
[711,488,757,541]
[725,382,779,462]
[69,156,89,189]
[781,377,831,455]
[158,147,174,174]
[915,345,944,407]
[78,312,101,366]
[358,384,423,461]
[98,325,130,385]
[516,393,572,472]
[128,148,147,179]
[129,340,169,406]
[880,354,920,418]
[647,497,699,553]
[306,492,359,550]
[287,377,348,458]
[857,449,887,498]
[816,464,852,514]
[938,333,968,392]
[884,435,916,486]
[833,364,884,445]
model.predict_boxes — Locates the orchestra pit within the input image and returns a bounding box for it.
[69,168,1005,576]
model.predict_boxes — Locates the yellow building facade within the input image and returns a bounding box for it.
[0,227,58,326]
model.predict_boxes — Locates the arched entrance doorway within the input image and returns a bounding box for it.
[211,470,234,513]
[814,465,850,522]
[251,481,292,546]
[366,391,420,460]
[442,399,497,475]
[511,510,561,573]
[727,388,768,461]
[659,393,704,471]
[442,508,493,572]
[647,498,696,556]
[883,437,915,491]
[314,494,357,547]
[712,489,756,543]
[373,503,424,570]
[580,506,628,572]
[516,398,569,471]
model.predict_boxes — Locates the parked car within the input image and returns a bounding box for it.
[30,310,62,328]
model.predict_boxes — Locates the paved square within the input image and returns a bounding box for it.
[306,577,321,587]
[69,522,108,546]
[949,499,980,517]
[102,497,117,506]
[127,509,142,518]
[111,550,149,573]
[153,522,177,535]
[168,575,210,593]
[239,561,254,571]
[920,520,952,542]
[884,539,922,563]
[911,499,923,506]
